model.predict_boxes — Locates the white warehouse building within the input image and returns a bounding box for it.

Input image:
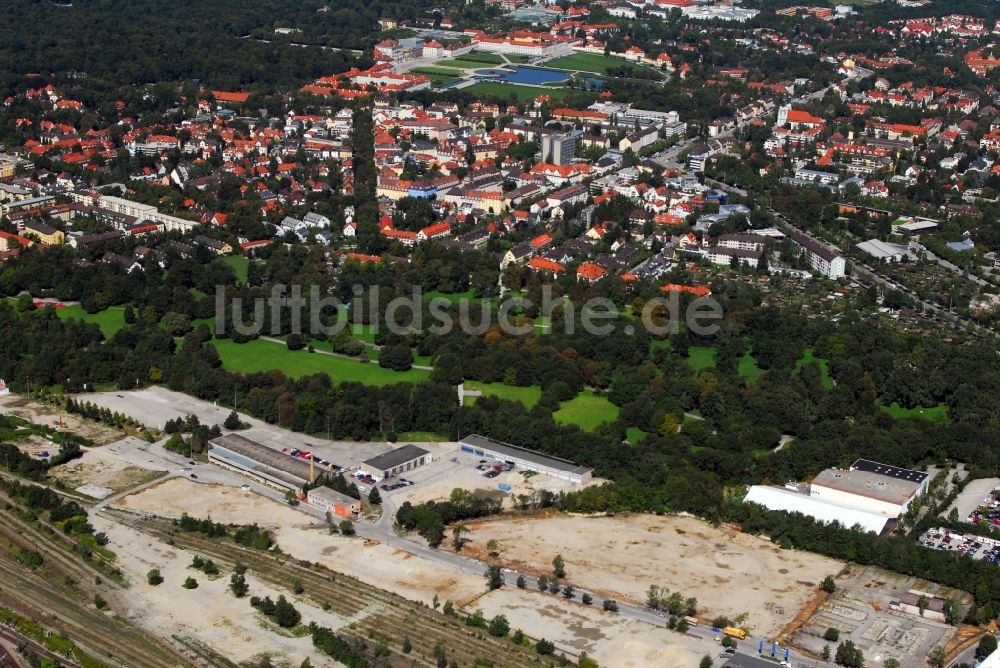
[744,459,930,535]
[459,434,593,484]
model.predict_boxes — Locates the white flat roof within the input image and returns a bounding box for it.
[745,485,892,534]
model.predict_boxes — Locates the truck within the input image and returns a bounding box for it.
[723,627,746,640]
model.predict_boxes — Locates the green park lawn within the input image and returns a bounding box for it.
[795,348,834,389]
[881,402,949,423]
[687,346,717,371]
[463,82,575,102]
[436,59,497,70]
[412,66,465,77]
[546,52,625,74]
[221,255,249,285]
[554,391,619,432]
[55,304,127,339]
[211,338,429,386]
[625,426,647,444]
[464,381,541,408]
[460,51,505,64]
[738,351,763,382]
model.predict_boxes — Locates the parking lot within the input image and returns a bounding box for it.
[918,528,1000,564]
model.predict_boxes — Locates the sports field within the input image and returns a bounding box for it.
[211,338,429,385]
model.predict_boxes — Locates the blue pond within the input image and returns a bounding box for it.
[475,66,569,85]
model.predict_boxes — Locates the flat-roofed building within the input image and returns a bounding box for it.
[744,485,892,534]
[208,433,315,492]
[362,444,431,480]
[459,434,592,484]
[306,486,361,518]
[810,458,929,517]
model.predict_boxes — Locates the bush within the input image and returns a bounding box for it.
[147,568,163,586]
[825,627,841,642]
[603,599,619,612]
[535,639,555,656]
[582,592,593,605]
[183,577,198,589]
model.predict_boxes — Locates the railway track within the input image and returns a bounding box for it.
[115,510,554,668]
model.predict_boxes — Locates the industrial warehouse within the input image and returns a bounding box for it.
[744,458,929,534]
[362,443,431,479]
[458,434,593,484]
[208,433,317,492]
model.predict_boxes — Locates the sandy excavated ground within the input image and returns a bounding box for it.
[464,514,844,637]
[49,446,164,496]
[0,394,123,445]
[93,516,344,667]
[390,466,595,510]
[115,478,487,606]
[473,588,706,668]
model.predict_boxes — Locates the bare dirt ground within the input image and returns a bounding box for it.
[387,457,601,510]
[472,588,706,668]
[49,446,164,497]
[463,514,844,637]
[115,478,487,606]
[92,515,343,667]
[0,394,122,445]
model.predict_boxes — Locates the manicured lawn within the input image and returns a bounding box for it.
[687,346,717,371]
[461,51,505,64]
[554,391,620,432]
[464,381,541,408]
[412,66,465,77]
[546,52,626,74]
[211,338,430,386]
[881,402,949,423]
[55,304,127,339]
[428,76,461,88]
[436,59,497,70]
[795,348,834,389]
[221,255,249,285]
[463,82,576,102]
[738,351,763,382]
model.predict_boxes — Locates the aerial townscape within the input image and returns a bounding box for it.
[8,0,1000,667]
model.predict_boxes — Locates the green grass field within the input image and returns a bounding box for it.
[412,66,465,77]
[396,431,452,442]
[55,304,127,339]
[625,426,647,444]
[795,348,834,389]
[212,338,429,386]
[461,51,505,64]
[687,346,717,371]
[436,59,497,70]
[546,52,625,74]
[881,402,949,423]
[464,381,541,408]
[221,255,249,285]
[463,82,575,102]
[554,391,620,432]
[738,351,763,382]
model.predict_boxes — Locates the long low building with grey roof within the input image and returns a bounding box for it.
[208,433,316,492]
[459,434,593,484]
